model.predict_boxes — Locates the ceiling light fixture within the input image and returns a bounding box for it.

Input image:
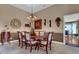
[27,5,38,20]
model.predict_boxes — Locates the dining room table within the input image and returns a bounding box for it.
[31,35,48,50]
[31,35,47,41]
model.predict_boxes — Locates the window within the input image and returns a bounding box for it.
[65,22,77,34]
[72,23,76,34]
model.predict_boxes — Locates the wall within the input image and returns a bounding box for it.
[0,4,32,42]
[34,4,79,42]
[34,5,68,42]
[65,4,79,14]
[0,4,31,33]
[34,5,69,33]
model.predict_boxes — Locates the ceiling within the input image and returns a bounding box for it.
[10,4,54,13]
[64,13,79,22]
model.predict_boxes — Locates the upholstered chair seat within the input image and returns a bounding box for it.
[27,41,38,44]
[40,32,54,54]
[41,41,47,45]
[24,32,39,52]
[22,39,25,42]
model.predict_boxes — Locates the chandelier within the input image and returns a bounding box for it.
[27,5,38,20]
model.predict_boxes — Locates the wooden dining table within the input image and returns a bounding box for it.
[31,35,47,41]
[31,35,48,51]
[31,35,45,50]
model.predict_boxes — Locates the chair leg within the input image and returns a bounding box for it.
[21,41,23,48]
[7,38,10,43]
[35,44,37,50]
[37,43,40,50]
[18,40,20,46]
[30,45,32,52]
[35,43,39,50]
[50,44,51,50]
[25,43,27,49]
[46,45,48,54]
[1,39,4,45]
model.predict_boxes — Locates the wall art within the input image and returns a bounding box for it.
[44,19,46,26]
[49,20,51,27]
[25,23,30,27]
[55,17,61,27]
[35,19,42,29]
[10,18,21,29]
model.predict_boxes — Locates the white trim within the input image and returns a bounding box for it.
[10,40,18,43]
[0,40,18,45]
[52,41,64,45]
[0,40,64,45]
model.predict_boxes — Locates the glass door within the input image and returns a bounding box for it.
[65,22,77,35]
[64,22,77,44]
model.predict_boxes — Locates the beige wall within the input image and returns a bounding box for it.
[1,4,79,33]
[34,4,79,33]
[0,4,31,33]
[34,5,68,33]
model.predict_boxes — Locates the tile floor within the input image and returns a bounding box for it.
[0,41,79,54]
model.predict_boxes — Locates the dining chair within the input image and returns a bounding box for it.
[48,32,54,50]
[40,32,54,54]
[1,32,11,45]
[24,32,38,52]
[17,31,23,47]
[7,32,11,43]
[21,31,26,48]
[1,32,4,45]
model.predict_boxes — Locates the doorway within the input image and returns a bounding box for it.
[64,13,79,46]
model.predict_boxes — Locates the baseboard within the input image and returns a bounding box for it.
[52,41,64,45]
[0,40,18,45]
[0,40,64,45]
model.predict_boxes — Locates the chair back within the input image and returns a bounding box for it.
[40,31,45,36]
[35,31,39,36]
[7,32,11,39]
[17,32,23,40]
[48,32,54,43]
[24,32,33,44]
[21,31,25,36]
[25,32,31,40]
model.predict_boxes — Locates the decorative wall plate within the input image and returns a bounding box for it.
[10,18,21,29]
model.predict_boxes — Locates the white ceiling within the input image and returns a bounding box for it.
[64,13,79,22]
[10,4,53,13]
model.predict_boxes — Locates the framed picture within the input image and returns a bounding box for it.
[25,23,30,27]
[49,20,51,27]
[44,19,46,25]
[35,19,42,29]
